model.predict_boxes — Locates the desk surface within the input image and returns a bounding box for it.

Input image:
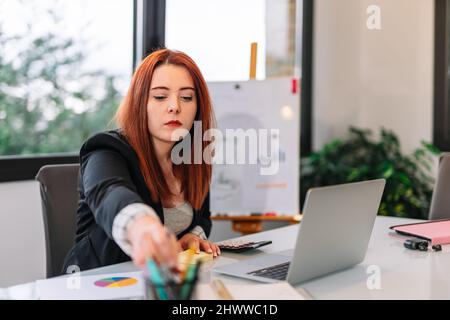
[5,216,450,300]
[211,215,302,222]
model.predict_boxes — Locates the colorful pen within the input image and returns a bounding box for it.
[146,258,169,300]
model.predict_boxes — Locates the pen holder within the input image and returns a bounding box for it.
[143,276,199,300]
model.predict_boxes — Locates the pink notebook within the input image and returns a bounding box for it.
[390,219,450,245]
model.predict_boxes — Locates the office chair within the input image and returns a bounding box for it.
[429,153,450,220]
[36,164,80,278]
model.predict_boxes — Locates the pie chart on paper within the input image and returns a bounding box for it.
[94,277,138,288]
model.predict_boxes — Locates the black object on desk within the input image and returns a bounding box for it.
[218,240,273,253]
[403,238,442,252]
[403,238,428,251]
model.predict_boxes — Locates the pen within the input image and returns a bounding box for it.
[187,260,203,299]
[180,260,199,300]
[159,265,178,300]
[160,264,181,284]
[146,258,169,300]
[211,279,234,300]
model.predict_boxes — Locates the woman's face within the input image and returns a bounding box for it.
[147,64,197,144]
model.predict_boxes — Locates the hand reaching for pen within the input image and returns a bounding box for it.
[127,215,181,268]
[178,233,221,257]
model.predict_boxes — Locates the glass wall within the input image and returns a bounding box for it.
[0,0,133,156]
[165,0,298,81]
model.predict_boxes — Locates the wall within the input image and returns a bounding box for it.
[313,0,434,154]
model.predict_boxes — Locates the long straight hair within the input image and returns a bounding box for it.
[115,49,215,210]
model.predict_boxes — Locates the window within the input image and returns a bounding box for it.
[0,0,314,182]
[0,0,133,156]
[165,0,298,81]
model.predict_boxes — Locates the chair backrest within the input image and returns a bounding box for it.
[429,153,450,220]
[36,164,80,278]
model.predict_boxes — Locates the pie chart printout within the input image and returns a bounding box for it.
[94,277,138,288]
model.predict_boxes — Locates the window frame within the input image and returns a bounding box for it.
[0,154,79,183]
[0,0,314,182]
[434,0,450,151]
[0,0,166,182]
[300,0,313,156]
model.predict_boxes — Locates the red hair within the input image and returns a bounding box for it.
[115,49,215,210]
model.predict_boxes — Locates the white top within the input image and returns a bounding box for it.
[162,201,193,235]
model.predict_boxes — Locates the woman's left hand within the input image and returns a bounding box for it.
[178,233,221,258]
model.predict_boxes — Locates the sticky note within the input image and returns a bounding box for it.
[178,249,213,265]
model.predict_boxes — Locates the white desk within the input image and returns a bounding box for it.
[4,216,450,300]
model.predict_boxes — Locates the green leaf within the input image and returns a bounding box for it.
[300,127,440,219]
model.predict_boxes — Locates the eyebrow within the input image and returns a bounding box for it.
[150,86,195,91]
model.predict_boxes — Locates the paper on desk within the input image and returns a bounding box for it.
[36,271,144,300]
[196,281,307,300]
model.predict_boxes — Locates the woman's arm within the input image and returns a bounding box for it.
[80,133,179,267]
[81,148,145,237]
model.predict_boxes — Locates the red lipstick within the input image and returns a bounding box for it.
[165,120,182,127]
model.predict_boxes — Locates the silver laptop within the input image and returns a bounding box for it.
[213,179,386,285]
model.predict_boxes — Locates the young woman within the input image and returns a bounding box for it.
[62,49,220,273]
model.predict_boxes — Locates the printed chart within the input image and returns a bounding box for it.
[94,277,138,288]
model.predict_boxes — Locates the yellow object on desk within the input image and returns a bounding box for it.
[178,249,213,265]
[211,279,234,300]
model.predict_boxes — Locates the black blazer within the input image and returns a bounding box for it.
[62,129,212,274]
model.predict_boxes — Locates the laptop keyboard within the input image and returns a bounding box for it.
[247,262,290,280]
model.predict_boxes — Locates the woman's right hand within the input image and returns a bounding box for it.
[127,215,180,268]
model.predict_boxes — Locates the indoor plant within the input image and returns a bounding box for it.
[300,127,441,219]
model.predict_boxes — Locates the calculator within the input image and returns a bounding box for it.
[216,240,272,253]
